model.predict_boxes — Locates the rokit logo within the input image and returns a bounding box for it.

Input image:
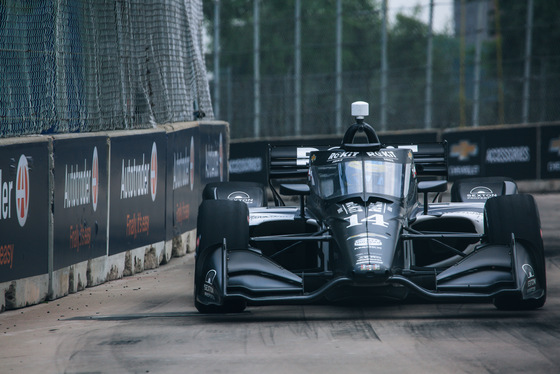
[328,151,359,162]
[64,147,99,211]
[0,155,29,227]
[120,142,158,201]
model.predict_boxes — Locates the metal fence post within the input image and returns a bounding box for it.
[213,0,221,119]
[522,0,534,124]
[473,0,484,127]
[295,0,301,136]
[380,0,388,131]
[335,0,343,134]
[253,0,260,137]
[424,0,434,129]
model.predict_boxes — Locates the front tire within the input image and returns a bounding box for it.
[194,199,249,313]
[484,194,546,310]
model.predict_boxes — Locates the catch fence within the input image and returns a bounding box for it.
[0,0,213,137]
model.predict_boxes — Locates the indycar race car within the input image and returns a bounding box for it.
[194,101,546,313]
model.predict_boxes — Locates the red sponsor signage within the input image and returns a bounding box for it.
[53,137,108,271]
[109,133,166,254]
[0,141,49,282]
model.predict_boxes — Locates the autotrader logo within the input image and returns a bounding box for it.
[16,155,29,227]
[120,143,157,200]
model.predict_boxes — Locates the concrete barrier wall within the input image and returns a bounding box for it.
[0,121,228,311]
[4,121,558,311]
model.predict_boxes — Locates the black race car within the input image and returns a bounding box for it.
[194,101,546,313]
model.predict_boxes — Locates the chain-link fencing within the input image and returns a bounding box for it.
[208,0,560,139]
[0,0,213,138]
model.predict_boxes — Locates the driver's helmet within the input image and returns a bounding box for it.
[344,160,386,195]
[364,161,386,189]
[344,161,363,194]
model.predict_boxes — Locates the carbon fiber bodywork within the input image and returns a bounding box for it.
[194,108,546,312]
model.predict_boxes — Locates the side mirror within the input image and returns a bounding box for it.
[280,183,310,219]
[279,183,310,196]
[418,180,448,215]
[418,180,448,194]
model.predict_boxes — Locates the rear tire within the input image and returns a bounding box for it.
[194,200,249,313]
[484,194,546,310]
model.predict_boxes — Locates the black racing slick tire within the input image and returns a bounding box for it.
[484,194,546,310]
[196,199,250,254]
[194,199,249,313]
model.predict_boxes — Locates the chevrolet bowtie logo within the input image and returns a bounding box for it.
[550,137,560,156]
[450,140,478,161]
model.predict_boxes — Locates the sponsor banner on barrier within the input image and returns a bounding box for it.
[445,133,484,178]
[0,141,49,283]
[166,127,200,238]
[541,124,560,179]
[445,127,537,180]
[52,136,108,270]
[199,123,228,185]
[109,132,167,255]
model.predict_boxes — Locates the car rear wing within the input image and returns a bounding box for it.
[268,145,330,180]
[268,145,332,205]
[268,142,448,204]
[391,141,448,180]
[269,142,448,179]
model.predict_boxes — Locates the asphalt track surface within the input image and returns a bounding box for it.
[2,193,560,373]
